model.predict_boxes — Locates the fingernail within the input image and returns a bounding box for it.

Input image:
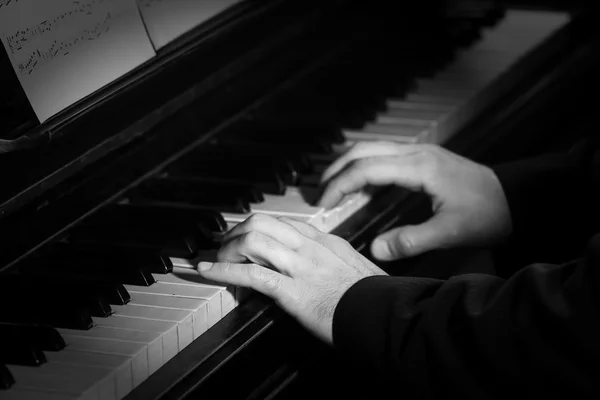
[371,239,390,260]
[198,262,212,272]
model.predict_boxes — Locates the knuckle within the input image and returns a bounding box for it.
[327,234,352,250]
[248,266,283,292]
[245,213,268,229]
[241,230,263,249]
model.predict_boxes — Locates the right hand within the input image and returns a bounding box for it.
[318,141,512,261]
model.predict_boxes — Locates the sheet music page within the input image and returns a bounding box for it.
[137,0,241,50]
[0,0,156,122]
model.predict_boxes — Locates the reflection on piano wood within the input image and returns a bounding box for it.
[0,1,586,399]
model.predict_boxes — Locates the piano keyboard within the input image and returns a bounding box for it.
[0,8,569,400]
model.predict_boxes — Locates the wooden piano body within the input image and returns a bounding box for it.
[0,0,599,399]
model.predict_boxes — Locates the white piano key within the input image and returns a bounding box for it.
[8,362,115,400]
[8,366,100,400]
[156,268,237,316]
[110,304,194,352]
[124,283,222,328]
[92,316,179,364]
[128,292,210,339]
[349,124,430,143]
[386,99,457,112]
[46,350,133,399]
[343,128,424,143]
[58,325,163,376]
[60,335,149,390]
[250,187,322,217]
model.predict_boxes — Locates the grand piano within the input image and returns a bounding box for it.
[1,0,599,399]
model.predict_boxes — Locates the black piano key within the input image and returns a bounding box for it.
[0,346,46,367]
[0,305,93,331]
[89,203,228,234]
[45,242,175,274]
[0,277,96,330]
[131,177,256,210]
[0,364,15,390]
[224,121,340,151]
[97,283,131,305]
[68,224,198,259]
[114,204,227,232]
[175,150,300,186]
[0,323,66,351]
[30,260,156,288]
[208,143,315,174]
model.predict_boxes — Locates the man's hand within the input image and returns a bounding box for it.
[197,214,387,344]
[319,141,512,261]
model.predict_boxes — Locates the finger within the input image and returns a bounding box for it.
[371,213,460,261]
[277,216,323,240]
[318,155,425,209]
[198,261,294,302]
[222,213,304,249]
[217,231,301,276]
[320,141,416,184]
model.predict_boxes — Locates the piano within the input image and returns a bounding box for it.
[1,0,599,399]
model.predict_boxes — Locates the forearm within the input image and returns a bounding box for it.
[333,234,600,399]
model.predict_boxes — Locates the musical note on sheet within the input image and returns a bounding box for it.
[137,0,241,50]
[0,0,19,9]
[0,0,156,122]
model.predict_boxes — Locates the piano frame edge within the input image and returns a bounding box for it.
[124,9,600,400]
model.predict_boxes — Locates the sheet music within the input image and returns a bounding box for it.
[0,0,156,122]
[137,0,241,50]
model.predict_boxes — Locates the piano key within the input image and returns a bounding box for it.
[91,316,179,365]
[0,345,46,367]
[8,362,114,400]
[0,295,94,331]
[151,268,236,316]
[44,243,175,275]
[29,261,155,289]
[112,203,228,233]
[343,125,428,143]
[46,350,133,399]
[109,305,194,352]
[57,326,163,377]
[97,284,131,306]
[173,151,300,186]
[68,223,199,259]
[59,335,149,389]
[127,293,209,339]
[7,365,103,400]
[124,283,223,328]
[0,323,65,352]
[206,143,314,173]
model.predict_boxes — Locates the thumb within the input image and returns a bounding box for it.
[371,214,459,261]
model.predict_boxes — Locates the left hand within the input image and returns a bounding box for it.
[197,214,387,344]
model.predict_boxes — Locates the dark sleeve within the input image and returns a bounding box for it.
[333,234,600,399]
[491,138,600,272]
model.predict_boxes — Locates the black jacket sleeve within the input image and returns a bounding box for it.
[332,140,600,399]
[491,138,600,272]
